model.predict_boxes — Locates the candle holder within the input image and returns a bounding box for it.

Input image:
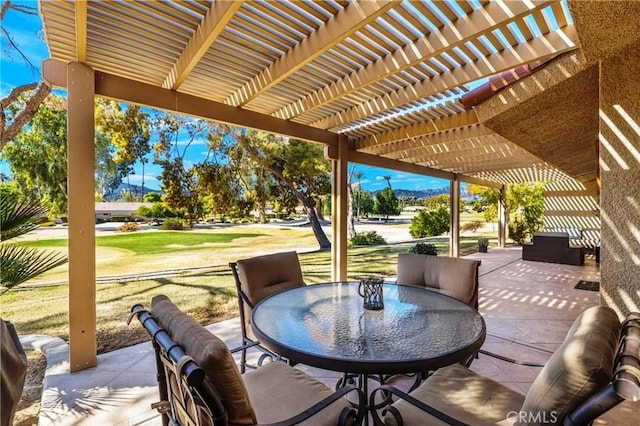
[358,276,384,310]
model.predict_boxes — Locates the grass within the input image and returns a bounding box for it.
[18,231,263,255]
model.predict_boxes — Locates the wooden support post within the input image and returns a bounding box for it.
[67,62,96,372]
[450,179,460,257]
[330,136,349,281]
[498,187,506,247]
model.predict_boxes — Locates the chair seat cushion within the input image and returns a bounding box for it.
[384,363,524,426]
[243,362,352,425]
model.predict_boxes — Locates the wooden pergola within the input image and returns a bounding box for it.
[37,0,640,371]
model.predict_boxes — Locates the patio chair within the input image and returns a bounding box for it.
[230,251,305,372]
[370,305,640,425]
[128,295,365,426]
[1,319,28,426]
[396,253,481,311]
[395,253,481,376]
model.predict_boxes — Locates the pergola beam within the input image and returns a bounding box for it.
[225,0,398,107]
[363,124,493,157]
[43,58,338,147]
[74,0,87,62]
[273,0,557,121]
[356,110,480,150]
[314,25,579,131]
[163,1,241,90]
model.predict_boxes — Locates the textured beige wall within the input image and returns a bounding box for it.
[599,47,640,317]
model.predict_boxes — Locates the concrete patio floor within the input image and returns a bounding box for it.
[30,246,638,425]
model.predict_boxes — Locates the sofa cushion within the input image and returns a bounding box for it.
[396,253,480,307]
[151,295,257,425]
[243,362,352,425]
[385,363,524,426]
[520,305,621,425]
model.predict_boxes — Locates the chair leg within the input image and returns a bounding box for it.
[240,340,248,374]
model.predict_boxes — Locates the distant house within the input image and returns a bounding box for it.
[95,202,153,221]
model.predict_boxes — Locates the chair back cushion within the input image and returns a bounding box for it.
[151,295,257,425]
[396,253,480,307]
[236,251,305,306]
[520,305,621,425]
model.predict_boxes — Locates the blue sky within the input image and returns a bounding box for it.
[1,1,453,193]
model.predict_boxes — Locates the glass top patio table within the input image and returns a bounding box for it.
[251,282,486,375]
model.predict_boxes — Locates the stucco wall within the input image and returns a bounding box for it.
[599,47,640,317]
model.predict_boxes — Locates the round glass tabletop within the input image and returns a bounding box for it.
[251,282,486,374]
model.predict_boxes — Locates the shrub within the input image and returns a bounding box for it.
[118,222,138,232]
[508,217,528,245]
[409,206,450,238]
[477,237,489,247]
[349,231,386,246]
[408,243,438,255]
[461,221,483,233]
[160,218,184,230]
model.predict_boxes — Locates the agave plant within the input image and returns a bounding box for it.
[0,193,68,294]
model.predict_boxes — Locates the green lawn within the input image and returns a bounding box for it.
[19,231,263,255]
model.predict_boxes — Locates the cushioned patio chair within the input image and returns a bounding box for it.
[370,305,640,425]
[396,253,481,311]
[230,251,305,372]
[1,319,28,426]
[128,295,365,426]
[395,253,481,378]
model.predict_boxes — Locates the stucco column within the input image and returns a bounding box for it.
[67,62,97,371]
[450,179,460,257]
[599,50,640,316]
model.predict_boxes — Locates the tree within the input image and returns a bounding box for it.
[409,206,450,238]
[425,194,450,210]
[94,130,120,200]
[467,182,546,243]
[144,192,162,203]
[96,100,151,199]
[374,176,400,222]
[0,1,51,149]
[1,95,69,216]
[235,130,332,249]
[359,190,375,217]
[353,171,364,221]
[196,162,247,222]
[152,113,211,226]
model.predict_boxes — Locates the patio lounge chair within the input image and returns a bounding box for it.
[230,251,305,372]
[370,305,640,425]
[128,295,365,426]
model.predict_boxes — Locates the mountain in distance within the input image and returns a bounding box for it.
[393,187,448,198]
[372,186,449,199]
[103,183,163,201]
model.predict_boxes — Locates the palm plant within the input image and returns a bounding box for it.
[0,193,68,294]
